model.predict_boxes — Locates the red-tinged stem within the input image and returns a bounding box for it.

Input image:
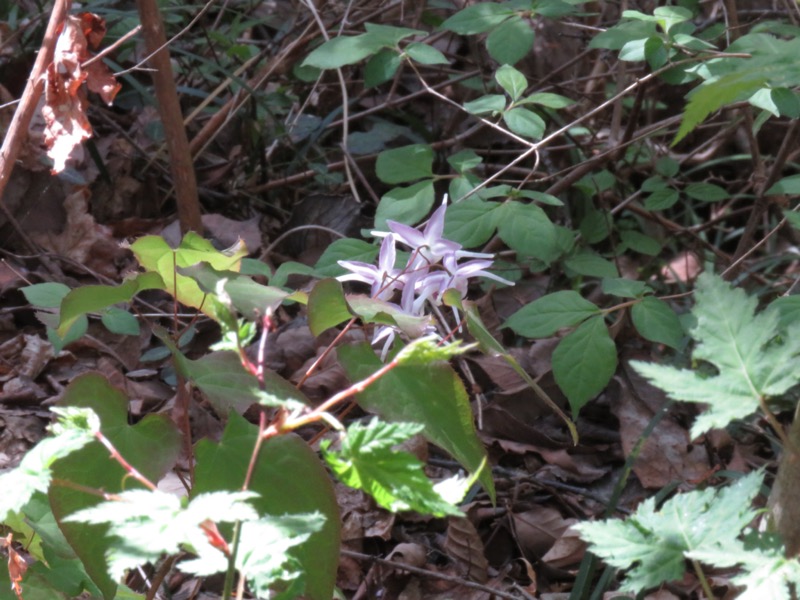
[282,355,402,432]
[94,431,158,491]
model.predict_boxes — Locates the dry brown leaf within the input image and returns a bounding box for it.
[442,517,489,583]
[610,375,709,489]
[31,187,115,269]
[541,524,585,569]
[42,13,120,173]
[511,506,570,559]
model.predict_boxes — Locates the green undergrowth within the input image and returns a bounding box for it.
[5,1,800,598]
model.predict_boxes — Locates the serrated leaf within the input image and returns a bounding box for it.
[631,296,683,349]
[337,342,494,500]
[323,419,461,516]
[770,294,800,331]
[441,3,515,34]
[503,106,545,139]
[192,414,340,600]
[575,471,763,594]
[632,273,800,438]
[49,374,181,598]
[0,409,98,523]
[486,16,534,65]
[552,316,617,414]
[495,64,528,102]
[505,291,600,338]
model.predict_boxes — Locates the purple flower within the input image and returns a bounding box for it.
[337,235,402,301]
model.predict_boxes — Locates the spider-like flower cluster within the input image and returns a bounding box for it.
[337,200,513,356]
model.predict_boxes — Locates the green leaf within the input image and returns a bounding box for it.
[179,263,294,320]
[770,295,800,331]
[314,239,379,278]
[374,179,436,230]
[749,87,800,118]
[684,182,730,202]
[100,307,140,336]
[575,471,763,594]
[767,175,800,195]
[520,92,574,109]
[0,408,98,523]
[463,94,507,115]
[497,201,558,263]
[404,42,448,65]
[308,278,353,336]
[653,5,694,33]
[505,291,601,338]
[323,419,462,516]
[564,251,619,278]
[632,273,800,438]
[516,190,564,206]
[302,36,376,69]
[441,3,515,34]
[644,188,680,210]
[49,374,181,598]
[688,532,800,599]
[495,64,528,102]
[130,233,246,324]
[375,144,434,184]
[589,20,656,51]
[193,414,341,600]
[619,229,662,256]
[167,347,310,415]
[552,316,617,414]
[394,335,473,366]
[443,198,500,247]
[446,149,482,173]
[337,342,494,501]
[364,48,401,87]
[631,296,683,349]
[347,296,432,339]
[57,272,164,338]
[22,282,71,308]
[503,107,545,139]
[602,277,650,298]
[486,16,534,65]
